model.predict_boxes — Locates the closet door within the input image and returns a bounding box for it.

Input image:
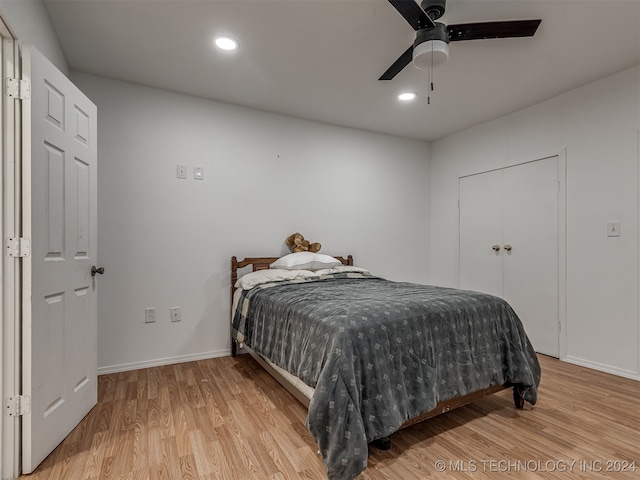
[459,157,559,357]
[502,157,559,356]
[459,169,502,297]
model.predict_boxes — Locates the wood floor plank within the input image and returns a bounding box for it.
[171,402,195,457]
[207,438,237,480]
[178,453,199,480]
[81,430,108,479]
[132,409,149,472]
[188,429,214,476]
[19,354,640,479]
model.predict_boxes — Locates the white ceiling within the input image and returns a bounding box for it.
[43,0,640,142]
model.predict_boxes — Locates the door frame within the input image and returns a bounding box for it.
[458,149,567,358]
[1,13,21,480]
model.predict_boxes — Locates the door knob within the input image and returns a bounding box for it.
[91,266,104,276]
[503,244,512,252]
[492,245,501,252]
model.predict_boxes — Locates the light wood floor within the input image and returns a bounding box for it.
[20,354,639,480]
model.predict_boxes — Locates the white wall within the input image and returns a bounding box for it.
[0,0,67,74]
[70,72,431,373]
[430,66,640,380]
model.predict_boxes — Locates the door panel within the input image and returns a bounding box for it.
[22,45,98,473]
[503,157,559,356]
[459,169,503,296]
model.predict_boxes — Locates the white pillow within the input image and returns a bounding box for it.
[314,265,371,275]
[270,252,342,271]
[235,268,318,290]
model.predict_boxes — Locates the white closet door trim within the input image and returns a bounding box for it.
[558,149,567,360]
[637,130,639,377]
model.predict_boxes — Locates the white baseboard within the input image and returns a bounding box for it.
[562,355,640,381]
[97,349,231,375]
[99,350,640,379]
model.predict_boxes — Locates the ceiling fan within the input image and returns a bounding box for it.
[380,0,542,80]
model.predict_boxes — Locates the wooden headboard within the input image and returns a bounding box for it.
[230,255,353,298]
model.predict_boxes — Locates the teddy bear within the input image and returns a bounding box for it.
[285,232,321,253]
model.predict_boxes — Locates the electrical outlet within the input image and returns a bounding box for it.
[176,164,187,179]
[170,307,182,323]
[145,307,156,323]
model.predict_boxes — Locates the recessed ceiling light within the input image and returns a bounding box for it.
[398,92,417,101]
[215,36,238,51]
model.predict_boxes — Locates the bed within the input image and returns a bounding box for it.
[230,253,541,480]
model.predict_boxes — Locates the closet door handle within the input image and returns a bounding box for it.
[492,245,501,252]
[503,244,512,252]
[91,266,105,276]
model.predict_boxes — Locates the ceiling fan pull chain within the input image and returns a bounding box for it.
[432,40,435,89]
[427,43,434,105]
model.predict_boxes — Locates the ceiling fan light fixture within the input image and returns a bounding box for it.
[413,39,449,69]
[380,1,541,81]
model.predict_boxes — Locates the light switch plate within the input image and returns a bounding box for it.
[607,221,621,237]
[170,307,182,322]
[194,166,204,180]
[176,164,187,179]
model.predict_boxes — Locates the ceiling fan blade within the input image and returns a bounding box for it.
[379,45,414,80]
[388,0,435,30]
[448,19,541,42]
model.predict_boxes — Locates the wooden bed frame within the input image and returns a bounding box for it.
[230,255,523,448]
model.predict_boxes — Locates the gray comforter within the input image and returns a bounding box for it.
[232,273,541,480]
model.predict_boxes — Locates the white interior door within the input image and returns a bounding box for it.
[21,45,98,473]
[459,157,560,357]
[502,157,559,356]
[459,169,503,296]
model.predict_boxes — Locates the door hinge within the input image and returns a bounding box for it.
[5,237,31,257]
[5,395,30,417]
[5,78,30,100]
